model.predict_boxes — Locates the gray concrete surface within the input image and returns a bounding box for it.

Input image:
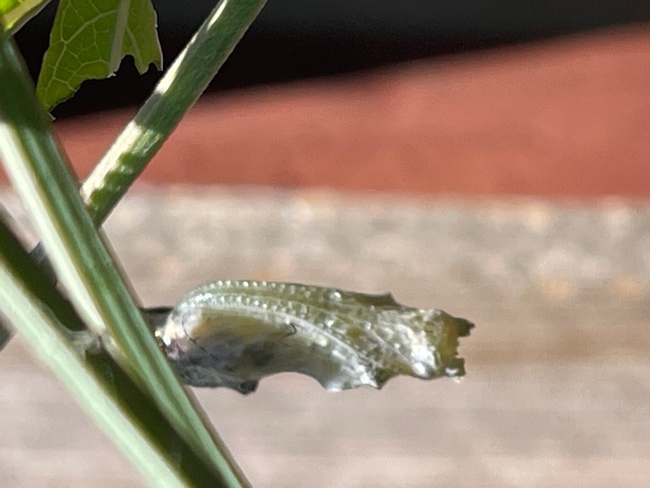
[1,187,649,487]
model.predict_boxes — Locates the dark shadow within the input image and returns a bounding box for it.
[14,0,650,117]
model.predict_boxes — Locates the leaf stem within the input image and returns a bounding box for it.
[20,0,269,343]
[0,260,188,488]
[83,0,268,225]
[0,31,248,487]
[0,215,233,487]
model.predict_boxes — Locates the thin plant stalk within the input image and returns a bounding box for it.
[11,0,268,348]
[0,31,248,487]
[0,259,189,488]
[82,0,268,225]
[0,215,237,487]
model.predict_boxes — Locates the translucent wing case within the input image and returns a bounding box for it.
[154,280,473,394]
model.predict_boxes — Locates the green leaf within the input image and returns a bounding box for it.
[121,0,160,73]
[0,0,50,35]
[36,0,161,111]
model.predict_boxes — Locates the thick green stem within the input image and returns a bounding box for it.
[0,212,86,333]
[1,0,270,479]
[0,215,232,486]
[0,317,10,348]
[0,32,248,487]
[19,0,269,345]
[0,259,188,488]
[83,0,268,225]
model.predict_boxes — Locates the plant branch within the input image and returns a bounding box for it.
[0,215,234,487]
[83,0,268,225]
[22,0,269,341]
[0,31,248,487]
[0,260,189,487]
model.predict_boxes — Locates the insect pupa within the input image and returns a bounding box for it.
[152,280,473,394]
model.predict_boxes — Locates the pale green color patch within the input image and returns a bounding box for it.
[36,0,161,111]
[0,0,50,34]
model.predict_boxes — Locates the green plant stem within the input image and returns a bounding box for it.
[82,0,268,225]
[0,32,248,487]
[0,261,188,488]
[0,0,268,380]
[0,216,232,487]
[0,211,87,332]
[0,317,10,347]
[0,0,51,35]
[16,0,269,348]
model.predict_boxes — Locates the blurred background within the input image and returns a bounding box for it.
[1,0,650,486]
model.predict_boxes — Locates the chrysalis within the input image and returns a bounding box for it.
[151,280,473,394]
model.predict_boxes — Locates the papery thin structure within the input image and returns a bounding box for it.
[153,280,473,394]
